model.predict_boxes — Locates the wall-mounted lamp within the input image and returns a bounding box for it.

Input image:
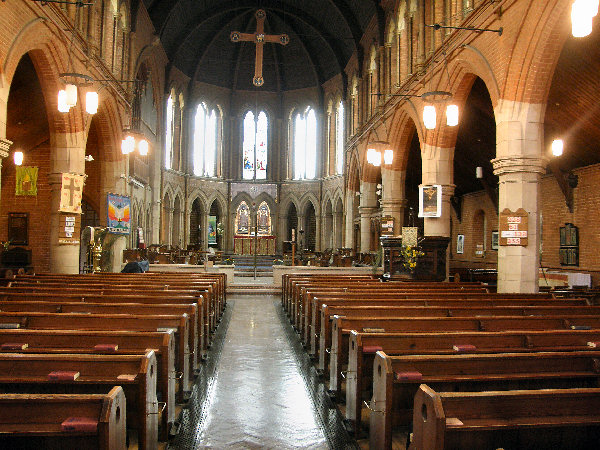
[121,130,150,156]
[572,0,598,37]
[13,151,23,166]
[367,141,393,166]
[84,155,94,162]
[476,166,483,179]
[552,139,564,157]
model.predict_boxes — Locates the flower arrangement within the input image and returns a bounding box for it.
[400,245,424,272]
[216,222,225,237]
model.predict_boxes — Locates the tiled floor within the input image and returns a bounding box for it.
[191,294,328,449]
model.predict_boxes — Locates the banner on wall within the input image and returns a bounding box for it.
[59,173,84,213]
[107,193,131,235]
[208,215,217,245]
[15,166,38,196]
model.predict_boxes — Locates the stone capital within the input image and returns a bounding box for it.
[491,156,547,177]
[380,198,408,211]
[359,206,378,216]
[0,138,12,159]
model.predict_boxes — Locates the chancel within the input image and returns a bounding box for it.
[1,0,600,449]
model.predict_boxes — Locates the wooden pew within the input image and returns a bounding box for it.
[410,385,600,450]
[0,299,201,369]
[369,351,600,450]
[310,296,587,357]
[0,311,192,397]
[318,304,600,373]
[329,314,600,396]
[0,290,207,360]
[347,328,600,435]
[0,328,176,437]
[304,292,565,349]
[0,351,157,449]
[0,386,126,450]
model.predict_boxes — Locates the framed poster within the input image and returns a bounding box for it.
[456,234,464,254]
[107,193,131,235]
[418,185,442,218]
[491,231,499,250]
[8,212,28,245]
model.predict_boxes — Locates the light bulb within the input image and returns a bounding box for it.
[367,147,377,165]
[572,1,593,37]
[86,91,98,114]
[423,105,437,129]
[476,166,483,179]
[446,104,459,127]
[65,83,77,107]
[552,139,564,157]
[58,90,70,113]
[13,151,23,166]
[138,139,149,156]
[384,149,394,165]
[121,136,135,154]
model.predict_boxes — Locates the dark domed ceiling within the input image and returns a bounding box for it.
[138,0,378,91]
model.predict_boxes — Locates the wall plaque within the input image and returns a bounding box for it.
[8,212,28,245]
[499,208,528,246]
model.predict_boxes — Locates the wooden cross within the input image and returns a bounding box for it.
[230,9,289,87]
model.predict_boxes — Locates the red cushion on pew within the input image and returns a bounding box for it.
[48,371,80,381]
[363,345,383,354]
[61,417,98,432]
[395,371,423,381]
[453,344,477,352]
[94,344,119,352]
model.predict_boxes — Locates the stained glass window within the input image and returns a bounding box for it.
[242,110,268,180]
[165,94,174,169]
[336,101,344,174]
[236,201,250,234]
[193,102,218,177]
[257,201,271,234]
[294,106,317,180]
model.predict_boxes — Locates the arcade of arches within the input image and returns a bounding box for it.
[0,0,599,293]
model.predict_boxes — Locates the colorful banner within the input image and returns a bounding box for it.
[107,193,131,235]
[59,173,84,213]
[15,166,38,196]
[208,215,217,245]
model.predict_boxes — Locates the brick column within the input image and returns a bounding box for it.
[492,100,546,293]
[381,167,407,234]
[49,132,86,273]
[421,143,455,238]
[0,139,12,210]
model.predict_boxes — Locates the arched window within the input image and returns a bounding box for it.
[194,102,218,177]
[165,93,175,169]
[243,111,268,180]
[335,101,344,175]
[294,106,317,180]
[257,201,271,234]
[235,201,250,234]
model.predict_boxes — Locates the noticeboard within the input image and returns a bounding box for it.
[499,208,528,247]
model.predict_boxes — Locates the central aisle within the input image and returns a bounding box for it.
[193,294,328,449]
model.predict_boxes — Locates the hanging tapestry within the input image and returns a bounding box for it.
[107,193,131,235]
[15,166,38,196]
[59,173,84,213]
[208,215,217,245]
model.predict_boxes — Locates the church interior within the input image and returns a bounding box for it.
[1,0,600,449]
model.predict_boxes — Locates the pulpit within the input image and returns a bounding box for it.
[381,236,450,281]
[234,235,276,255]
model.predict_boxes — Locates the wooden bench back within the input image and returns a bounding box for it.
[0,386,126,450]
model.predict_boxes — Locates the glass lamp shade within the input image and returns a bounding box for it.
[383,149,394,165]
[138,139,149,156]
[13,151,23,166]
[65,84,77,107]
[552,139,564,157]
[121,136,135,154]
[423,105,437,129]
[86,91,98,114]
[372,152,381,166]
[58,90,70,113]
[446,104,459,127]
[366,147,377,165]
[572,1,593,37]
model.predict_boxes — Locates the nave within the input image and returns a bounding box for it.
[171,291,354,449]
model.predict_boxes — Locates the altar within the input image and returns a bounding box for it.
[234,235,276,255]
